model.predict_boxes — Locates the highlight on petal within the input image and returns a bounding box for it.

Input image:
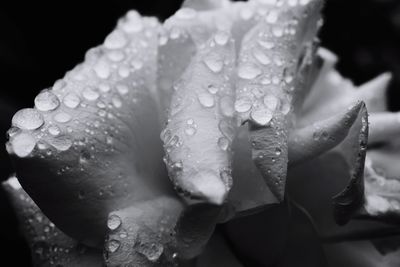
[289,101,364,165]
[162,32,236,205]
[2,177,102,266]
[357,158,400,224]
[368,112,400,144]
[182,0,229,11]
[6,11,170,246]
[235,0,323,201]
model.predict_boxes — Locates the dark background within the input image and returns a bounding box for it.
[0,0,399,265]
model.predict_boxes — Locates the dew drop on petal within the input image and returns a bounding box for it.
[107,240,121,253]
[218,137,229,151]
[203,54,224,73]
[176,8,197,20]
[214,31,230,46]
[252,48,271,65]
[104,31,127,49]
[82,87,100,101]
[258,40,275,50]
[112,97,123,108]
[116,84,129,95]
[12,109,44,130]
[63,93,81,109]
[94,61,111,79]
[238,63,262,80]
[137,243,164,262]
[107,50,125,62]
[11,132,36,157]
[250,107,273,126]
[48,125,61,136]
[35,90,60,111]
[240,7,254,20]
[54,113,72,123]
[185,126,197,136]
[234,97,253,113]
[48,136,72,151]
[266,10,278,24]
[107,214,122,230]
[263,95,280,111]
[198,93,215,108]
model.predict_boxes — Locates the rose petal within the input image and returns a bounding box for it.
[2,177,102,266]
[289,101,364,165]
[236,0,323,201]
[162,33,236,205]
[6,11,170,246]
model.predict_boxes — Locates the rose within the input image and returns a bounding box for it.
[2,0,400,266]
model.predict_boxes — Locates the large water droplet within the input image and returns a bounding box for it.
[104,31,127,49]
[198,93,215,108]
[214,31,230,46]
[107,214,122,231]
[250,107,273,126]
[203,54,223,73]
[94,61,111,79]
[137,243,164,262]
[35,90,60,111]
[218,137,229,151]
[107,240,121,253]
[234,97,253,113]
[49,136,72,151]
[238,63,262,80]
[266,10,278,24]
[48,125,61,136]
[11,132,36,157]
[82,87,100,101]
[116,84,129,95]
[63,93,81,109]
[185,126,197,136]
[112,97,122,108]
[12,109,44,130]
[107,50,125,62]
[258,40,275,50]
[252,48,271,65]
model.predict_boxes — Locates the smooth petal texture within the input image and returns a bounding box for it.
[182,0,229,11]
[287,102,368,231]
[301,50,392,124]
[6,12,171,246]
[368,112,400,144]
[104,197,183,266]
[2,177,102,266]
[162,33,236,205]
[235,0,323,201]
[289,101,364,165]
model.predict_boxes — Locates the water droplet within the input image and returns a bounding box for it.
[272,26,284,37]
[185,126,197,136]
[263,95,280,111]
[63,93,81,109]
[234,97,252,113]
[131,60,143,70]
[121,12,144,33]
[288,0,298,6]
[104,31,127,49]
[107,215,122,231]
[299,0,310,5]
[107,50,125,62]
[220,169,233,190]
[214,31,230,46]
[116,84,129,95]
[137,243,164,262]
[169,27,181,40]
[35,90,60,111]
[258,40,275,50]
[218,137,229,151]
[112,97,122,108]
[118,66,130,78]
[48,136,72,151]
[12,109,44,130]
[207,84,219,94]
[198,93,215,108]
[250,107,273,126]
[220,96,235,117]
[203,54,223,73]
[99,83,111,93]
[160,129,172,143]
[11,132,36,157]
[252,48,271,65]
[176,8,197,20]
[240,7,254,21]
[54,113,72,123]
[238,63,262,79]
[48,125,61,136]
[94,61,111,79]
[82,87,100,101]
[266,10,278,24]
[106,136,113,145]
[107,240,121,253]
[219,120,235,140]
[275,147,282,156]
